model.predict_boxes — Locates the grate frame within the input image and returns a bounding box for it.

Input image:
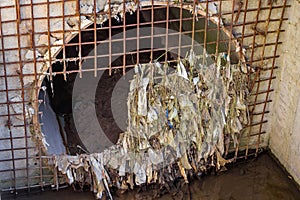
[0,0,289,194]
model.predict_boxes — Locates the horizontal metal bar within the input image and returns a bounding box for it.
[240,131,267,140]
[246,120,268,128]
[255,76,276,83]
[0,136,31,141]
[0,147,35,153]
[249,99,272,107]
[221,4,291,15]
[251,111,270,116]
[245,55,280,64]
[250,131,267,137]
[244,42,283,50]
[251,89,274,96]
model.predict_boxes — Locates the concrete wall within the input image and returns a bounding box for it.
[269,0,300,186]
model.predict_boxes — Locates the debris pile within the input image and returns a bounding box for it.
[79,0,222,26]
[54,51,250,199]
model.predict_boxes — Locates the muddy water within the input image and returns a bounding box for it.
[4,153,299,200]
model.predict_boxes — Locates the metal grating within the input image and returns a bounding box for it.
[0,0,289,195]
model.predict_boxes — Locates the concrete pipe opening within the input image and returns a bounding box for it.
[38,6,241,155]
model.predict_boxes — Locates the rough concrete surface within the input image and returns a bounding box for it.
[269,0,300,186]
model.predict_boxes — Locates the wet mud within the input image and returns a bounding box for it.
[4,153,299,200]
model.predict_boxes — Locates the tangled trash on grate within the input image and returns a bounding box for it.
[54,50,250,199]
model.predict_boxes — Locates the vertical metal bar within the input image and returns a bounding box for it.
[150,0,154,62]
[251,0,274,155]
[38,144,44,189]
[191,0,196,49]
[44,0,54,187]
[245,0,262,158]
[248,0,262,89]
[235,0,249,159]
[239,0,249,66]
[29,0,41,191]
[228,0,241,160]
[77,0,83,78]
[164,0,169,62]
[177,0,183,61]
[0,8,17,193]
[227,0,235,64]
[136,0,140,65]
[15,0,21,24]
[62,1,67,81]
[202,0,208,66]
[108,0,112,75]
[123,0,127,74]
[14,0,30,191]
[93,0,98,77]
[256,0,287,156]
[47,0,53,83]
[234,0,243,24]
[215,0,222,56]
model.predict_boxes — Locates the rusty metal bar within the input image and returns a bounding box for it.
[229,0,239,158]
[234,0,242,23]
[78,1,83,78]
[191,0,196,49]
[136,0,140,65]
[248,99,272,107]
[47,0,53,83]
[221,4,291,15]
[62,1,67,81]
[202,0,209,66]
[0,28,286,53]
[123,0,127,74]
[252,110,270,116]
[1,56,277,78]
[14,0,30,191]
[245,0,262,158]
[234,0,249,159]
[255,76,276,83]
[246,120,268,128]
[0,38,284,62]
[0,146,35,153]
[28,0,40,190]
[177,0,183,60]
[1,0,290,18]
[0,8,17,191]
[215,0,222,56]
[250,131,266,137]
[256,0,288,156]
[93,0,98,77]
[237,30,285,39]
[165,0,170,62]
[108,0,112,75]
[0,15,288,37]
[251,89,274,96]
[229,0,236,63]
[251,3,274,91]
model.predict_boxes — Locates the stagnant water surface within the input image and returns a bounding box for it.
[3,153,300,200]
